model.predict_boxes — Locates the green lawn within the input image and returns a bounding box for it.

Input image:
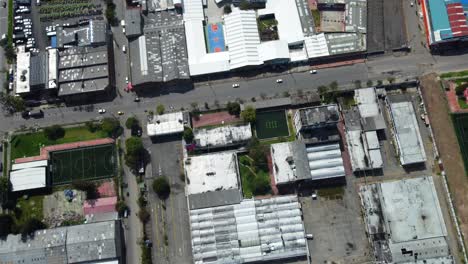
[15,195,44,225]
[458,98,468,109]
[440,70,468,79]
[259,113,295,145]
[311,9,321,28]
[238,155,270,198]
[11,126,107,160]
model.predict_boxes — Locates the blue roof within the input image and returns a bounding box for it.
[427,0,451,33]
[51,36,57,48]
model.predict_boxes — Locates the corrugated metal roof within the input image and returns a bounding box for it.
[10,167,47,192]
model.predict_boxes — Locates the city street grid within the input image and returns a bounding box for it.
[49,144,116,185]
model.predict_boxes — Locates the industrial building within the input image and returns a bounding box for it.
[270,141,346,188]
[193,123,252,150]
[15,47,52,96]
[293,104,341,141]
[421,0,468,51]
[55,20,107,49]
[146,111,188,137]
[9,160,49,192]
[184,152,242,209]
[386,95,426,166]
[0,220,124,263]
[128,10,190,87]
[189,195,309,264]
[359,176,454,263]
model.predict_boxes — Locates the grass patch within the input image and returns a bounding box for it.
[458,98,468,109]
[317,186,345,200]
[311,9,320,29]
[15,195,44,225]
[259,113,295,145]
[11,126,107,160]
[255,110,289,139]
[7,0,13,46]
[238,155,270,198]
[440,70,468,79]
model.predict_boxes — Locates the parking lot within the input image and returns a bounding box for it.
[300,183,371,264]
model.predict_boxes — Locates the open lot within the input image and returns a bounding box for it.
[49,144,116,185]
[452,113,468,173]
[10,126,107,160]
[255,110,289,139]
[300,184,371,264]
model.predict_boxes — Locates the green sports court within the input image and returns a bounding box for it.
[255,110,289,139]
[453,113,468,174]
[49,144,116,185]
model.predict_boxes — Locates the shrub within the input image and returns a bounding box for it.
[138,208,150,223]
[101,117,120,136]
[44,125,65,140]
[226,101,241,116]
[115,200,128,215]
[125,116,139,129]
[183,127,194,143]
[156,104,165,115]
[241,106,256,123]
[125,137,144,170]
[223,5,232,14]
[21,218,46,240]
[0,214,15,238]
[71,180,98,199]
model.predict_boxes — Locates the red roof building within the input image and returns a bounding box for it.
[83,196,117,215]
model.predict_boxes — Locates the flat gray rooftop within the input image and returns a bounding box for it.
[130,11,189,85]
[188,189,242,210]
[325,33,366,55]
[297,104,340,128]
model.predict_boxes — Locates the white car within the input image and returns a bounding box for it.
[310,69,317,74]
[98,108,106,114]
[276,79,283,83]
[232,83,240,88]
[125,76,129,83]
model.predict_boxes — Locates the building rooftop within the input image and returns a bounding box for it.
[185,152,240,195]
[48,49,58,89]
[15,47,31,94]
[83,196,118,215]
[345,0,367,33]
[387,95,426,165]
[295,104,340,130]
[125,8,142,37]
[56,20,107,48]
[304,33,330,58]
[424,0,468,45]
[30,52,48,87]
[130,11,189,85]
[346,130,382,171]
[194,123,252,149]
[188,189,242,210]
[0,221,121,264]
[325,33,366,55]
[190,195,308,264]
[147,111,185,136]
[354,87,386,131]
[10,167,47,192]
[359,176,452,263]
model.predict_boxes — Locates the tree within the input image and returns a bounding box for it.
[223,4,232,14]
[138,208,150,223]
[354,80,361,89]
[456,84,468,96]
[153,177,171,199]
[317,85,328,95]
[0,177,9,195]
[101,117,120,136]
[183,127,194,143]
[253,175,271,195]
[239,0,251,10]
[4,45,15,63]
[377,80,383,86]
[125,116,139,129]
[0,214,15,238]
[366,80,373,87]
[71,180,98,199]
[226,101,241,116]
[387,77,395,84]
[156,104,165,115]
[249,143,268,171]
[105,2,116,25]
[241,106,256,123]
[43,125,65,140]
[329,81,338,91]
[0,92,25,113]
[115,200,128,215]
[125,137,144,169]
[85,121,100,132]
[21,218,46,240]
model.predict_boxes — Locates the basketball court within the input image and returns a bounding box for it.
[206,23,226,53]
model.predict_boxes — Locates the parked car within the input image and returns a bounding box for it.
[232,83,240,88]
[28,109,44,118]
[305,234,314,240]
[131,125,142,137]
[134,96,140,102]
[310,69,317,74]
[276,79,283,83]
[98,108,106,114]
[122,45,126,53]
[117,111,124,115]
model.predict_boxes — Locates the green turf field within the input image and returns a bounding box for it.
[255,110,289,139]
[452,113,468,174]
[49,144,116,185]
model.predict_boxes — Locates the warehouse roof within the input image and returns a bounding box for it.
[258,40,290,62]
[147,111,185,136]
[10,167,47,192]
[387,95,426,165]
[15,47,31,94]
[190,195,308,264]
[304,33,330,58]
[0,221,121,264]
[360,176,452,263]
[194,123,252,148]
[12,160,48,170]
[325,33,366,55]
[125,8,142,37]
[258,0,305,45]
[30,52,48,87]
[354,87,386,131]
[182,0,204,21]
[224,8,263,70]
[185,152,240,195]
[295,104,340,128]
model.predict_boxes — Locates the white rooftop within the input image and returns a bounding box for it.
[304,34,330,58]
[10,167,47,192]
[48,49,58,89]
[258,0,305,45]
[224,8,263,70]
[190,195,308,264]
[271,142,297,184]
[360,176,452,263]
[388,100,427,165]
[182,0,204,21]
[355,87,380,118]
[147,112,185,137]
[185,152,240,195]
[258,40,290,62]
[15,46,31,94]
[194,123,252,148]
[184,20,230,76]
[346,130,382,171]
[12,160,48,171]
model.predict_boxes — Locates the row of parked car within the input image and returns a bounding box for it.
[12,7,37,52]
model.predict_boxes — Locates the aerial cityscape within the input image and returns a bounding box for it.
[1,0,468,263]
